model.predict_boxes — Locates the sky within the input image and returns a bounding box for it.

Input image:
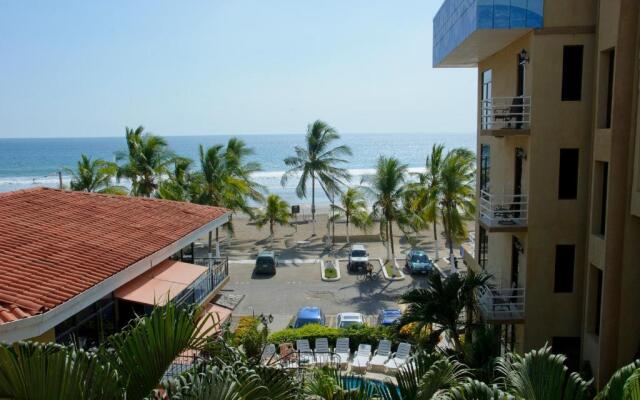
[0,1,476,138]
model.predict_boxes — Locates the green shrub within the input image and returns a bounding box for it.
[324,267,337,279]
[268,324,395,352]
[233,316,259,346]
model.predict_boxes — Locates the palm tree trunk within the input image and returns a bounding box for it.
[311,172,316,236]
[270,220,274,249]
[465,303,473,344]
[389,219,396,260]
[433,220,440,261]
[346,214,350,243]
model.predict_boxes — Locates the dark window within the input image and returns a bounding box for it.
[606,49,615,128]
[558,149,579,199]
[551,337,581,371]
[478,227,488,269]
[561,46,584,101]
[595,269,603,335]
[480,144,490,191]
[481,70,492,129]
[599,162,609,235]
[554,245,575,293]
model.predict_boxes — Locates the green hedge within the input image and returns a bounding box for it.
[268,324,395,352]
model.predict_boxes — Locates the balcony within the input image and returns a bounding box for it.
[481,96,531,136]
[479,190,528,232]
[477,286,525,323]
[174,257,229,307]
[433,0,544,67]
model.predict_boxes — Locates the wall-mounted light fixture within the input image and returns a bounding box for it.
[519,49,530,65]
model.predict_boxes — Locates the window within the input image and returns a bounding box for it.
[561,46,584,101]
[551,337,581,371]
[593,161,609,236]
[481,70,492,129]
[558,149,579,199]
[587,266,604,335]
[478,227,488,269]
[598,49,616,128]
[480,144,490,192]
[554,245,575,293]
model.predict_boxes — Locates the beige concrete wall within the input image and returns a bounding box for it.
[543,0,597,28]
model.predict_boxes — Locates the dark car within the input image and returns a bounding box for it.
[378,309,402,326]
[254,251,277,275]
[405,249,434,274]
[292,306,325,328]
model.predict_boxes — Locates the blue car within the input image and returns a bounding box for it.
[378,309,402,326]
[293,306,325,328]
[405,249,434,275]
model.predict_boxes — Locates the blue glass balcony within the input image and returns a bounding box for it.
[433,0,544,67]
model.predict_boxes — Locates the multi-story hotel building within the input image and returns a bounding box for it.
[434,0,640,387]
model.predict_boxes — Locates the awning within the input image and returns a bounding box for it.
[198,303,232,336]
[115,260,207,306]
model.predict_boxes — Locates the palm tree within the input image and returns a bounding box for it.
[330,188,371,243]
[596,359,640,399]
[363,156,408,261]
[439,148,476,264]
[496,344,591,399]
[116,126,173,197]
[252,194,291,248]
[281,120,352,236]
[0,302,218,400]
[408,144,446,261]
[399,271,489,353]
[156,157,195,202]
[66,154,127,195]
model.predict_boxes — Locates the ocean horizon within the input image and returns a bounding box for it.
[0,132,475,205]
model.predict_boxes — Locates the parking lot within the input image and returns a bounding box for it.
[222,260,430,330]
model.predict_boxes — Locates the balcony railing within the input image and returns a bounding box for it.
[479,190,528,230]
[174,257,229,307]
[481,96,531,131]
[477,286,525,323]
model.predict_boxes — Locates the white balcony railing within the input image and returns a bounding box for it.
[479,190,528,228]
[477,286,525,322]
[481,96,531,130]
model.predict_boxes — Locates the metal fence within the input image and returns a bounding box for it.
[481,96,531,130]
[174,257,228,307]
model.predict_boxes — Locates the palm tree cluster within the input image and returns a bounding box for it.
[1,301,638,399]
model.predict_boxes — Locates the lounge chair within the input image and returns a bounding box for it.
[261,343,278,365]
[314,338,332,365]
[368,340,392,371]
[279,342,297,368]
[385,342,412,372]
[351,344,372,373]
[296,339,316,366]
[335,337,351,368]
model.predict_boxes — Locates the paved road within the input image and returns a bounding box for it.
[222,261,430,318]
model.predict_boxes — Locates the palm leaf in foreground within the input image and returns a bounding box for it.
[596,359,640,400]
[0,342,122,400]
[101,302,217,400]
[496,344,591,400]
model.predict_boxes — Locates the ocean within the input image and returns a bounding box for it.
[0,133,474,206]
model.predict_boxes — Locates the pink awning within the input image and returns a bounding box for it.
[114,260,207,305]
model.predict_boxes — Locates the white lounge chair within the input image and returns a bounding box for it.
[261,343,278,365]
[385,342,412,372]
[335,337,351,368]
[351,344,372,373]
[314,338,332,365]
[368,339,392,371]
[296,339,316,366]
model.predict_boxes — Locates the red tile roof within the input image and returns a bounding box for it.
[0,188,228,324]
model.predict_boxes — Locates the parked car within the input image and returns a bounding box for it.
[254,251,277,275]
[348,244,369,272]
[405,249,434,275]
[293,306,325,328]
[378,309,402,326]
[337,312,365,328]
